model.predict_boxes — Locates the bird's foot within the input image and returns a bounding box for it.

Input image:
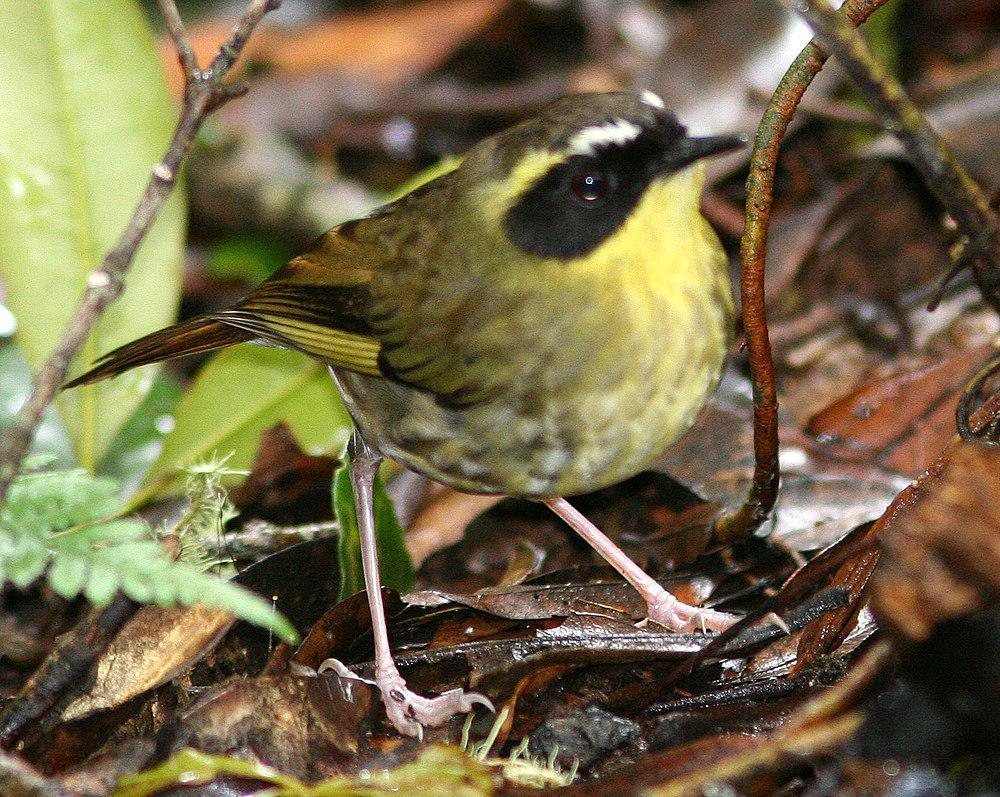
[320,658,493,739]
[378,673,494,740]
[644,589,737,633]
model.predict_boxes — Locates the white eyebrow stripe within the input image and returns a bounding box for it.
[567,119,643,155]
[641,90,665,109]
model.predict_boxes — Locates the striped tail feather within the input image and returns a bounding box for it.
[62,316,253,389]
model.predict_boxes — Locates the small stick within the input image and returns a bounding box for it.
[713,0,894,544]
[0,0,282,503]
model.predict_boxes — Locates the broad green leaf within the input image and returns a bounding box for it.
[98,374,182,496]
[0,0,185,469]
[334,458,414,601]
[0,342,74,467]
[135,346,353,504]
[206,232,292,286]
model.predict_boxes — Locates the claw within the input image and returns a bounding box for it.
[318,657,376,685]
[379,674,494,739]
[321,658,493,738]
[645,590,737,633]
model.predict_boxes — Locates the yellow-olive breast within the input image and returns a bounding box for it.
[330,92,737,497]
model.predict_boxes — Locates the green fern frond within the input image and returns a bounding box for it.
[0,466,297,643]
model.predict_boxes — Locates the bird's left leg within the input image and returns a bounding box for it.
[544,497,736,632]
[330,431,493,738]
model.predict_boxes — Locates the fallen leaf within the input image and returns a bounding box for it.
[162,0,511,95]
[291,588,402,671]
[805,344,994,476]
[795,546,881,670]
[230,422,337,526]
[172,673,376,782]
[873,441,1000,640]
[61,605,233,722]
[406,489,502,568]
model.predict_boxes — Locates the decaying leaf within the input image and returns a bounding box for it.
[406,489,503,568]
[806,344,994,476]
[171,673,377,782]
[873,440,1000,640]
[60,604,233,722]
[795,546,881,669]
[231,421,337,526]
[161,0,512,95]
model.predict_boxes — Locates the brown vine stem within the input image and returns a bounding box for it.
[0,0,281,504]
[781,0,1000,310]
[712,0,892,545]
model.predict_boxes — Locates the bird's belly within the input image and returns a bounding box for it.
[330,316,727,498]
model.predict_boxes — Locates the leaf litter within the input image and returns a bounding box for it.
[1,0,998,794]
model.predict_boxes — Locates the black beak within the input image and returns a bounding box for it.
[665,132,747,170]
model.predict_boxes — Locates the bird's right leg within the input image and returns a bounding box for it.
[544,497,736,632]
[328,431,493,739]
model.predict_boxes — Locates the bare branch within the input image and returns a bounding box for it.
[156,0,198,77]
[205,0,281,81]
[0,0,280,503]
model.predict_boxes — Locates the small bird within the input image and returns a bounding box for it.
[65,92,744,738]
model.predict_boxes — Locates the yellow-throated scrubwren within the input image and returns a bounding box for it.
[65,91,745,737]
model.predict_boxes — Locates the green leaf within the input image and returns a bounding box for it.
[0,0,185,469]
[48,554,87,598]
[134,346,353,504]
[206,232,291,286]
[114,749,303,797]
[116,745,494,797]
[0,341,74,467]
[334,458,414,601]
[861,0,901,80]
[98,374,182,496]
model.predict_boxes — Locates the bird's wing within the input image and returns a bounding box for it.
[213,227,386,377]
[216,188,504,406]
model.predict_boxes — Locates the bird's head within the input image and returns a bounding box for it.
[460,91,745,261]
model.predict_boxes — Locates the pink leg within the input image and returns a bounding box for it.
[326,432,492,739]
[544,497,736,632]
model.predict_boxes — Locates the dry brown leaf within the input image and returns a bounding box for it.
[406,488,502,568]
[231,422,336,526]
[172,674,376,781]
[873,440,1000,640]
[60,605,234,722]
[806,344,994,476]
[161,0,511,96]
[795,546,880,671]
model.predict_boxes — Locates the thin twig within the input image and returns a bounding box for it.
[956,352,1000,444]
[0,0,280,504]
[713,0,893,545]
[158,0,198,77]
[779,0,1000,312]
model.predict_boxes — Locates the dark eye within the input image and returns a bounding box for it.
[570,171,611,203]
